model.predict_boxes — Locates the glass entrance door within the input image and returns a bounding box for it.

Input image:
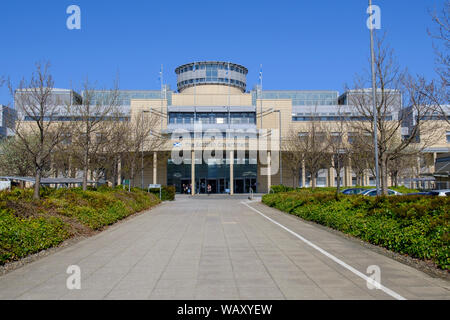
[207,179,217,193]
[234,179,244,193]
[244,178,257,193]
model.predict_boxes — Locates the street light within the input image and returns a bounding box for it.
[257,108,283,186]
[274,110,282,186]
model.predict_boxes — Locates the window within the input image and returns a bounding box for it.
[62,133,72,145]
[331,133,342,144]
[447,131,450,143]
[347,132,356,144]
[206,65,218,81]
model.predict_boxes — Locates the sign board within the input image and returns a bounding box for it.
[148,184,162,199]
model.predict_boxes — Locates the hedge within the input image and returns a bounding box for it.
[262,190,449,270]
[0,186,160,265]
[269,185,419,194]
[148,185,175,201]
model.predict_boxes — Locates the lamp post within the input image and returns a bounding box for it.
[369,0,380,195]
[274,110,282,186]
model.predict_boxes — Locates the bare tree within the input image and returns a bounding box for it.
[425,1,450,125]
[429,1,450,86]
[120,110,165,190]
[0,136,35,177]
[9,62,67,199]
[347,130,374,186]
[388,154,417,187]
[348,36,439,194]
[327,106,347,195]
[285,112,330,189]
[95,110,130,186]
[282,146,303,188]
[68,79,120,190]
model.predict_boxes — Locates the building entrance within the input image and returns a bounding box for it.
[167,159,257,194]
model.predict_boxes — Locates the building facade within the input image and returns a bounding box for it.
[0,105,16,139]
[14,61,450,193]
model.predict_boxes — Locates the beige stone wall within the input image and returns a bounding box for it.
[419,120,450,149]
[130,99,167,128]
[130,152,168,187]
[172,86,252,106]
[256,99,292,137]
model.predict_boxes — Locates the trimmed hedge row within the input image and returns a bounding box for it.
[262,190,449,270]
[0,186,160,265]
[269,185,419,194]
[148,185,176,201]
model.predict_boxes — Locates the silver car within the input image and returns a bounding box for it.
[360,189,403,196]
[429,189,450,197]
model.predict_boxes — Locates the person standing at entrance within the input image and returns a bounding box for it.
[201,182,205,194]
[207,184,211,196]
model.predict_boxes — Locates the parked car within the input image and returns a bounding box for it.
[430,189,450,197]
[407,190,450,197]
[341,188,367,195]
[360,189,403,196]
[405,192,436,196]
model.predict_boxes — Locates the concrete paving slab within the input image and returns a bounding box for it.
[0,196,448,300]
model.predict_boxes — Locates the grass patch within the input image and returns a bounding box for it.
[0,186,160,265]
[262,189,449,270]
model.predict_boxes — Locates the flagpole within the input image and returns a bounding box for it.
[228,62,231,129]
[193,62,196,107]
[259,64,263,129]
[160,64,163,131]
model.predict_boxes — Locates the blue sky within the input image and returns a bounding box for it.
[0,0,446,105]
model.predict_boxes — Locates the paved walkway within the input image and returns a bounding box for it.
[0,195,448,300]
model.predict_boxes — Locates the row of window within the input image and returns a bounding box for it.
[23,116,130,122]
[178,64,246,74]
[298,132,372,145]
[292,116,393,121]
[169,112,256,125]
[422,116,450,121]
[178,78,246,88]
[252,91,338,106]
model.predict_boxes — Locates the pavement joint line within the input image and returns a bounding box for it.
[212,203,242,299]
[241,201,407,301]
[229,203,287,299]
[102,218,170,299]
[149,206,199,299]
[16,213,153,299]
[238,204,332,299]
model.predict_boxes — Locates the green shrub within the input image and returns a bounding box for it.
[149,185,175,201]
[262,192,449,270]
[0,187,160,265]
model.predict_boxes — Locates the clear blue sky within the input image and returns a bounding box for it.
[0,0,445,105]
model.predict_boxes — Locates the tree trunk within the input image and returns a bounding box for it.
[129,160,135,192]
[82,149,89,191]
[311,172,317,189]
[380,155,389,195]
[33,168,41,200]
[336,170,341,194]
[112,157,118,187]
